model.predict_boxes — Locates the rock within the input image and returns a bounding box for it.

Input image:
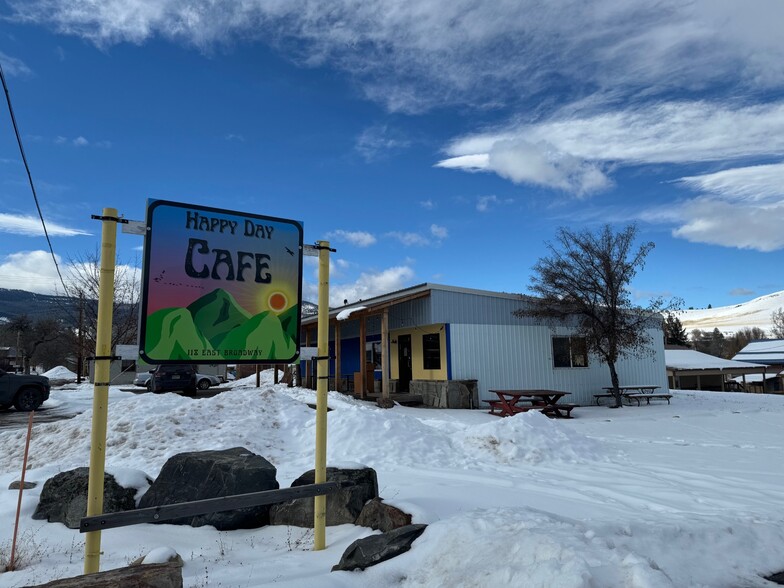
[270,467,378,527]
[27,561,183,587]
[354,498,412,532]
[8,480,36,490]
[32,468,136,529]
[332,524,428,572]
[376,397,395,409]
[138,447,279,530]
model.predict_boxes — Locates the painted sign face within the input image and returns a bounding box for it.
[139,200,303,364]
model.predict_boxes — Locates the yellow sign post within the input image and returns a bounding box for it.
[84,208,119,574]
[313,240,330,550]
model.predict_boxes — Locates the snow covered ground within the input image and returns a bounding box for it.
[1,371,784,587]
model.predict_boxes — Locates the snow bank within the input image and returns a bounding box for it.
[42,366,77,380]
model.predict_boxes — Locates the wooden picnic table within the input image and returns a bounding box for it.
[487,390,576,418]
[595,385,672,406]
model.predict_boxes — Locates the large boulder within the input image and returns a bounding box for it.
[332,524,428,572]
[269,467,378,527]
[29,561,183,587]
[354,498,412,532]
[32,468,136,530]
[138,447,279,530]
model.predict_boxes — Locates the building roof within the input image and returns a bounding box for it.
[665,348,766,371]
[301,283,528,325]
[732,339,784,364]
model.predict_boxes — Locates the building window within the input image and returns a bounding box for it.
[366,341,381,367]
[552,337,588,368]
[422,333,441,370]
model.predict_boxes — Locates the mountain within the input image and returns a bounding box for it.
[678,291,784,336]
[187,288,251,348]
[0,288,74,320]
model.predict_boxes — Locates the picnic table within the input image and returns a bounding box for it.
[487,390,577,418]
[594,385,672,406]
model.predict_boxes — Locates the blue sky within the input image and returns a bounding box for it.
[1,0,783,309]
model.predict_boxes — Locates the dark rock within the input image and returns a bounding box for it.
[376,397,395,409]
[32,468,136,529]
[138,447,278,530]
[9,480,36,490]
[27,561,182,587]
[354,498,412,532]
[270,467,378,527]
[332,524,428,572]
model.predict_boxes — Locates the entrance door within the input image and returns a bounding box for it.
[397,334,412,392]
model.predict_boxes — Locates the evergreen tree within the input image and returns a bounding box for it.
[663,314,689,346]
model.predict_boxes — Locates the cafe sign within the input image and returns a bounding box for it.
[139,199,303,364]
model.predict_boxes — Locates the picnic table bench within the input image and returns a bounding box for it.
[594,386,672,406]
[487,390,577,418]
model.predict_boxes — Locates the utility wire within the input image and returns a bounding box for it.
[0,61,69,295]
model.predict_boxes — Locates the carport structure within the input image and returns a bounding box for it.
[665,346,769,391]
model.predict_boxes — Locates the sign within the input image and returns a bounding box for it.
[298,346,318,361]
[139,199,303,364]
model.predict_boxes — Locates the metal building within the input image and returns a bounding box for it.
[300,283,668,408]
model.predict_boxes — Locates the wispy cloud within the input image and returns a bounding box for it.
[386,232,430,247]
[640,162,784,252]
[10,2,784,114]
[419,199,435,210]
[430,224,448,240]
[729,288,755,297]
[0,213,90,237]
[355,124,411,162]
[73,136,89,147]
[225,133,245,142]
[303,265,415,306]
[0,51,32,76]
[326,229,377,247]
[438,101,784,195]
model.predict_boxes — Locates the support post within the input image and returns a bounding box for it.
[381,308,389,399]
[313,240,330,550]
[84,207,118,574]
[359,316,367,398]
[334,322,341,392]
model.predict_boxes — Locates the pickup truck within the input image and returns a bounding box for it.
[0,368,51,411]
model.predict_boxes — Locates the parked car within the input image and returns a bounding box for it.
[0,368,51,411]
[135,367,222,392]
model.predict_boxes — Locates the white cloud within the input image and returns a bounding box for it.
[225,133,245,142]
[0,51,32,76]
[640,162,784,252]
[305,265,415,307]
[476,195,497,212]
[438,101,784,194]
[0,213,90,237]
[11,1,784,113]
[430,224,448,240]
[729,288,755,297]
[354,124,411,161]
[326,230,376,247]
[72,136,89,147]
[419,200,435,210]
[386,232,430,247]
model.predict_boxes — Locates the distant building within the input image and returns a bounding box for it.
[300,283,668,408]
[665,346,768,391]
[732,339,784,392]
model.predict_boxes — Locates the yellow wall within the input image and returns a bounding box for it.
[390,324,448,381]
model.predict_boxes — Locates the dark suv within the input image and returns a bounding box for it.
[0,368,51,411]
[150,364,198,395]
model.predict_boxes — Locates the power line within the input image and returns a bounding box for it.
[0,60,69,295]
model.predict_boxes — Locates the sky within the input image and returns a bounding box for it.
[1,0,784,309]
[1,372,784,586]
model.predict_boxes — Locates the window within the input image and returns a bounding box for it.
[365,341,381,367]
[552,337,588,368]
[422,333,441,370]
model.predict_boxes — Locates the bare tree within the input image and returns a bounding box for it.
[724,326,767,359]
[772,308,784,339]
[2,315,67,373]
[516,224,677,408]
[56,249,141,378]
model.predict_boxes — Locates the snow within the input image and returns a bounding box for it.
[1,371,784,587]
[733,339,784,363]
[664,348,765,370]
[678,290,784,335]
[41,366,77,380]
[336,306,367,320]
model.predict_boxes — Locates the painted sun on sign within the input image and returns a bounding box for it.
[139,199,304,364]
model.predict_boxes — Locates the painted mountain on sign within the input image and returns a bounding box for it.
[143,288,298,362]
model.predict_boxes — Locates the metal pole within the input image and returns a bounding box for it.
[313,240,330,550]
[84,208,118,574]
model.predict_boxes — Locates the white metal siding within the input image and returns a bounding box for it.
[449,323,669,406]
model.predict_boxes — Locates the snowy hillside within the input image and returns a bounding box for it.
[678,290,784,336]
